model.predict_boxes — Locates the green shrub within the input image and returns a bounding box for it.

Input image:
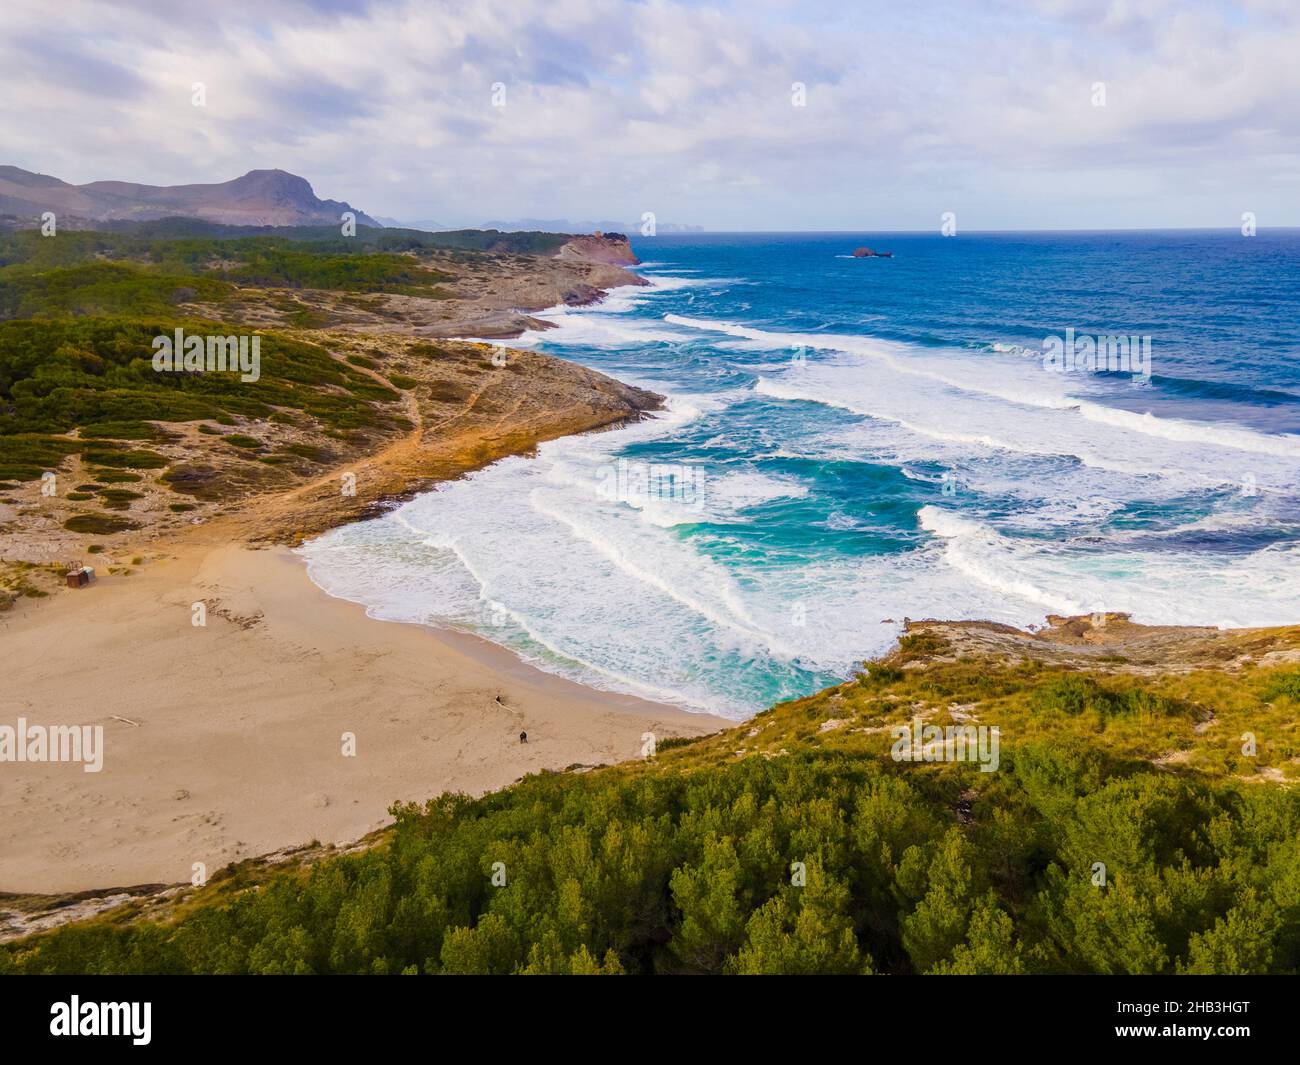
[280,443,331,463]
[79,421,172,441]
[1262,670,1300,702]
[83,448,169,470]
[63,513,139,534]
[1029,674,1185,721]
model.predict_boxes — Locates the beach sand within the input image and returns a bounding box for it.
[0,542,726,894]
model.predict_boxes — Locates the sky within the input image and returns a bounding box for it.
[2,0,1298,230]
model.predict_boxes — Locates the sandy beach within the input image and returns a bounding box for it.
[0,240,727,899]
[0,540,724,895]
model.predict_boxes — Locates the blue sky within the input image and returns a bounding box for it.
[3,0,1298,230]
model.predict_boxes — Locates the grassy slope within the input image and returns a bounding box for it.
[4,621,1298,975]
[0,231,431,493]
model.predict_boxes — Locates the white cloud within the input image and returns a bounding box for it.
[2,0,1297,228]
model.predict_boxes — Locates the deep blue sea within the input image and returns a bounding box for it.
[304,231,1300,718]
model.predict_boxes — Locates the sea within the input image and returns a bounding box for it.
[301,231,1300,719]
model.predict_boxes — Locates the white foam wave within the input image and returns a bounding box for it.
[919,505,1300,628]
[754,367,1300,493]
[302,280,1300,719]
[671,314,1300,464]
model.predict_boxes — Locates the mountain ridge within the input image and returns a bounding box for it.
[0,167,382,229]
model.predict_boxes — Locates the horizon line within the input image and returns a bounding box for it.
[613,225,1300,236]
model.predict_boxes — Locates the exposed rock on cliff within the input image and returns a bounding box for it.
[556,231,641,266]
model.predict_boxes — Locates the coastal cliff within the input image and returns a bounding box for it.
[175,229,650,341]
[556,231,642,267]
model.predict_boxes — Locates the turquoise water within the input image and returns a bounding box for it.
[303,232,1300,718]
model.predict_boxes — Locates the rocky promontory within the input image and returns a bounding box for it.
[556,231,641,267]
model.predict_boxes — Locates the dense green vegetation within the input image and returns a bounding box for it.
[219,248,453,293]
[0,262,233,319]
[0,246,447,316]
[0,227,457,492]
[383,228,570,256]
[0,316,405,482]
[77,217,572,255]
[0,224,551,499]
[0,224,566,281]
[5,656,1297,975]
